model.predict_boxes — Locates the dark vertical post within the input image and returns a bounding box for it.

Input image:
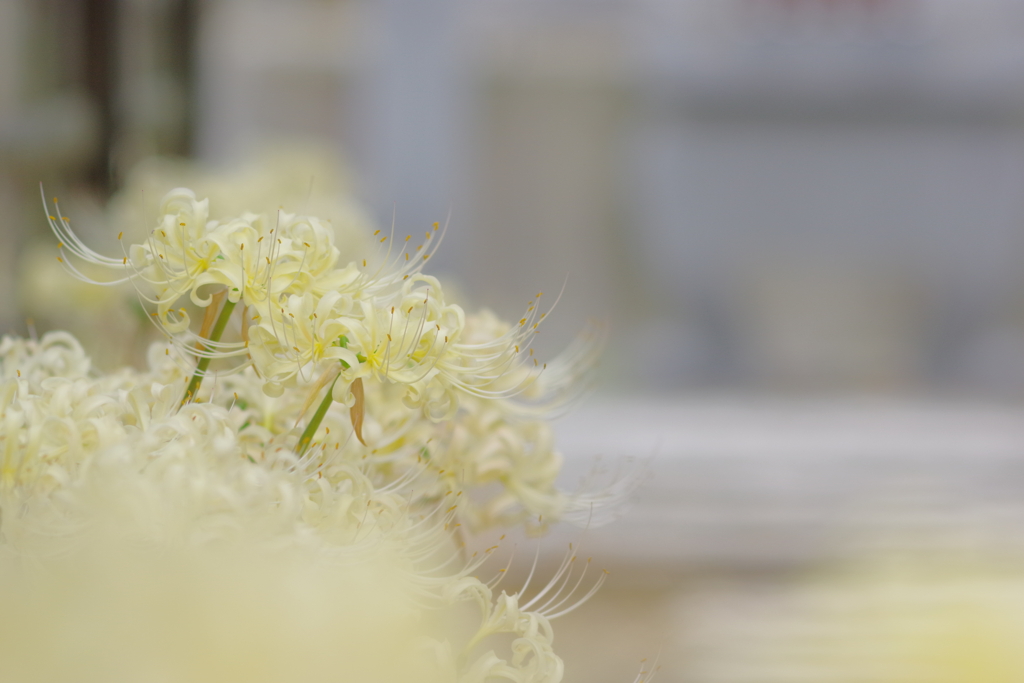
[170,0,199,156]
[81,0,117,193]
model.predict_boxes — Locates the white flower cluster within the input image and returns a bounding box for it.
[0,184,650,683]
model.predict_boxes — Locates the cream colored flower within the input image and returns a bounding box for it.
[248,290,360,396]
[193,210,341,309]
[23,150,639,682]
[445,547,607,683]
[332,275,464,418]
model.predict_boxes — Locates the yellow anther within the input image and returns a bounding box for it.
[423,254,429,260]
[373,229,381,235]
[405,235,411,242]
[433,222,439,230]
[117,231,123,239]
[362,259,367,267]
[56,256,63,263]
[380,236,387,243]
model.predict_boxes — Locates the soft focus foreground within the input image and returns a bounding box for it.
[0,544,435,683]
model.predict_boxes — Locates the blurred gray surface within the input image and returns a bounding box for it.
[549,397,1024,574]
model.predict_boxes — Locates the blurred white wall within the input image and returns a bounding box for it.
[193,0,1024,396]
[631,0,1024,393]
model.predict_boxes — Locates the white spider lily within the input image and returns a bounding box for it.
[43,186,134,287]
[430,292,564,405]
[419,409,563,531]
[449,544,607,683]
[44,186,221,337]
[194,211,341,309]
[329,218,450,301]
[248,290,360,396]
[44,187,343,341]
[127,188,218,313]
[332,276,464,418]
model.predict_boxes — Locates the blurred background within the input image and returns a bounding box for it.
[6,0,1024,680]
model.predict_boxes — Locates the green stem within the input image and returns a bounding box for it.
[296,374,340,456]
[181,298,237,405]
